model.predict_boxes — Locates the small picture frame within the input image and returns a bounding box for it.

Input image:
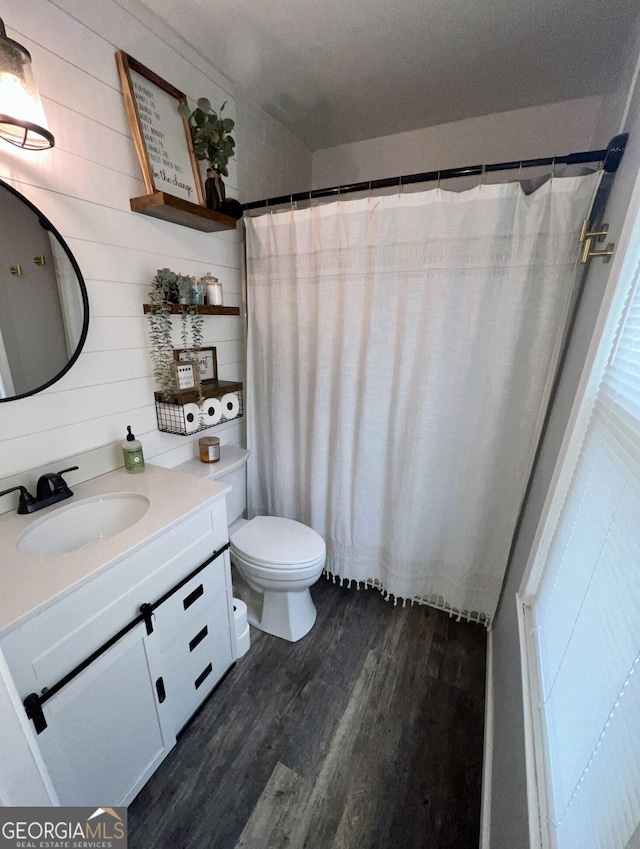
[115,51,205,206]
[171,360,198,393]
[174,347,218,385]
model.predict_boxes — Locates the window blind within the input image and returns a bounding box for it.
[531,238,640,848]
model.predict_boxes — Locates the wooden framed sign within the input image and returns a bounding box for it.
[174,347,218,385]
[116,51,205,206]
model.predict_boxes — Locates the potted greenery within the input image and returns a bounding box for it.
[147,268,204,402]
[178,98,235,211]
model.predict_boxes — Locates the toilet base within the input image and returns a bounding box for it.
[232,569,317,642]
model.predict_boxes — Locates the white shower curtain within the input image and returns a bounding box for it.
[245,173,600,622]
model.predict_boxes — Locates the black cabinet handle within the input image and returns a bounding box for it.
[194,663,213,690]
[183,583,204,610]
[155,677,166,703]
[189,625,208,652]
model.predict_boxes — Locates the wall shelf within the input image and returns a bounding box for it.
[154,385,243,435]
[154,380,243,406]
[130,191,237,233]
[143,304,240,316]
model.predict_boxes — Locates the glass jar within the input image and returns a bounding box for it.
[201,273,223,306]
[191,276,204,305]
[199,436,220,463]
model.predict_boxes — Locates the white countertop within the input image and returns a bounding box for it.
[0,464,229,636]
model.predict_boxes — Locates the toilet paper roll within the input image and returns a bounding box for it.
[182,402,201,433]
[233,598,250,659]
[201,396,223,426]
[233,598,248,627]
[235,623,250,658]
[221,392,240,421]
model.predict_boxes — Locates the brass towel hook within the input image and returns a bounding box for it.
[580,220,615,264]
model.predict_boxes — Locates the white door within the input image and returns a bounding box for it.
[36,624,169,806]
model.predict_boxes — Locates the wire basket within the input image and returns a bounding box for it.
[155,390,244,436]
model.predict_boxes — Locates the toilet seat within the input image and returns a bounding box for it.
[234,550,326,572]
[230,516,326,570]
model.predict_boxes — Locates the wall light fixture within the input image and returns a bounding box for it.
[0,18,54,150]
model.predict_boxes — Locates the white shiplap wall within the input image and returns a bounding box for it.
[0,0,312,511]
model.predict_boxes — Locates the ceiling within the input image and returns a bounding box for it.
[138,0,638,151]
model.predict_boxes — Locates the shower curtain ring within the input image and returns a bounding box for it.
[479,164,486,188]
[551,157,556,180]
[437,170,441,190]
[517,160,523,182]
[399,175,404,194]
[368,180,372,198]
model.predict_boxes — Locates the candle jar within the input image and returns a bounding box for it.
[199,436,220,463]
[201,273,223,306]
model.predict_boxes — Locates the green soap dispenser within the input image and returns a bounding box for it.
[123,425,145,473]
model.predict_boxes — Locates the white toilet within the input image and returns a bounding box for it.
[180,447,326,642]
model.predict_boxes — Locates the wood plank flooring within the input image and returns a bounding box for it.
[128,579,486,849]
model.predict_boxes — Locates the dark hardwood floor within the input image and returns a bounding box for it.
[128,578,487,849]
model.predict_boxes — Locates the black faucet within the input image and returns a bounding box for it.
[0,466,79,514]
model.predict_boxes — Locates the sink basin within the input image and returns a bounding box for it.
[17,493,151,557]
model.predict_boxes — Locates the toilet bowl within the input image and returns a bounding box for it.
[230,515,326,642]
[178,447,326,643]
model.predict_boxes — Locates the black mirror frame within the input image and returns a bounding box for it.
[0,178,90,402]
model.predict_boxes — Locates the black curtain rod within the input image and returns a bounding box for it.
[242,134,628,212]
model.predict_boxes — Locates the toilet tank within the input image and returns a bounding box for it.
[202,446,249,524]
[175,446,250,525]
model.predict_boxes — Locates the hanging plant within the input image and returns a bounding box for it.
[147,268,204,402]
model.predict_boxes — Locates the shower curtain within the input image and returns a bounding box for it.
[244,173,600,623]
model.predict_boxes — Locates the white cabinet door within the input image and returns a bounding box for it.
[146,551,234,738]
[35,624,169,806]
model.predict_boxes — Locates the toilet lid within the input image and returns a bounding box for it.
[230,516,326,568]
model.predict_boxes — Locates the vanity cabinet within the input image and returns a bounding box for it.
[0,488,235,807]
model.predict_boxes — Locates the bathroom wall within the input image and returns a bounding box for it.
[312,96,603,188]
[236,91,312,204]
[488,17,640,849]
[0,0,311,510]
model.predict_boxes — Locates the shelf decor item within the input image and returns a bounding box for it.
[174,346,218,387]
[177,99,240,217]
[116,51,205,205]
[170,360,201,404]
[147,268,204,402]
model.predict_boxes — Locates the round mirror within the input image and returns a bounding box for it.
[0,179,89,401]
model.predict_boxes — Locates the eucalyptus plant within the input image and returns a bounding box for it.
[147,268,204,402]
[178,98,235,177]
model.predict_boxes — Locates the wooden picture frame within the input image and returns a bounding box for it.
[116,51,205,206]
[171,360,198,391]
[174,347,218,385]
